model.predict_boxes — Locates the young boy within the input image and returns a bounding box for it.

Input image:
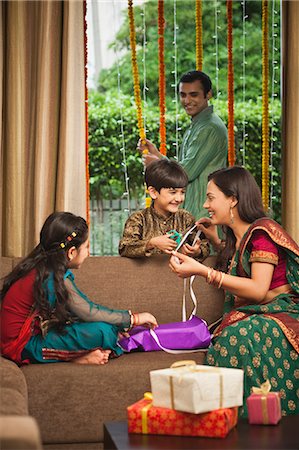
[119,159,209,259]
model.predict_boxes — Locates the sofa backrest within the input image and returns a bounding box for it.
[0,255,224,325]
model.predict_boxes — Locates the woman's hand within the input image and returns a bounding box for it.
[136,312,158,329]
[169,251,205,278]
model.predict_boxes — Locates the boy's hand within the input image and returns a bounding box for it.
[147,235,178,254]
[181,240,202,258]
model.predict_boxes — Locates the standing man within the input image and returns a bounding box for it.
[139,70,228,219]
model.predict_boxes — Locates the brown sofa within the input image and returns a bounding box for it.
[0,255,224,449]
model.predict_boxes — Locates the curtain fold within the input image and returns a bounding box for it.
[0,0,87,257]
[282,1,299,242]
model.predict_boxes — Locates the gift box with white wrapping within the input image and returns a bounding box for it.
[150,363,244,414]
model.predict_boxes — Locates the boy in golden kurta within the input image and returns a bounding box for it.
[119,159,209,259]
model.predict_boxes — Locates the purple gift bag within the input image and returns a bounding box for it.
[118,315,211,354]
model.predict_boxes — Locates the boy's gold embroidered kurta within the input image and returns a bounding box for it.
[119,205,209,259]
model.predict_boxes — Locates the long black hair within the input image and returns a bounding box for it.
[208,166,266,271]
[1,212,88,331]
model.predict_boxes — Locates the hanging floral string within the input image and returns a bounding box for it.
[240,0,248,167]
[128,0,146,144]
[227,0,235,166]
[128,0,151,207]
[83,0,90,227]
[195,0,203,71]
[158,0,167,155]
[262,0,269,210]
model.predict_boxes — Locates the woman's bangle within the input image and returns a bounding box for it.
[206,267,213,284]
[218,272,225,289]
[133,313,139,326]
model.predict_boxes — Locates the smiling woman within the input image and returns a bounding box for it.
[169,166,299,417]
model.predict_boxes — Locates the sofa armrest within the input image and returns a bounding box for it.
[0,416,42,450]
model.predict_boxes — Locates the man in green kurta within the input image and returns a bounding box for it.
[139,70,228,219]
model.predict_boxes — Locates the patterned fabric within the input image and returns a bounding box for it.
[119,205,210,260]
[206,219,299,417]
[1,269,130,364]
[179,105,228,219]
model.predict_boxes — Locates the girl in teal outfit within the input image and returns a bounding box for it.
[169,166,299,417]
[1,212,157,365]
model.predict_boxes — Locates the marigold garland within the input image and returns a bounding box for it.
[158,0,167,155]
[195,0,203,71]
[227,0,235,166]
[128,0,146,143]
[83,0,90,228]
[262,0,269,210]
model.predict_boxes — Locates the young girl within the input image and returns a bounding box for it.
[169,166,299,417]
[1,212,157,365]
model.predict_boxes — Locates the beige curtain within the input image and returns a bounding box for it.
[282,1,299,243]
[0,0,87,257]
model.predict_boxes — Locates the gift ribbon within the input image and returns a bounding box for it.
[141,392,153,434]
[169,361,223,410]
[252,379,271,424]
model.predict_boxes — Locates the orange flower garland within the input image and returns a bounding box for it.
[195,0,203,71]
[262,0,269,210]
[227,0,235,166]
[128,0,146,144]
[158,0,167,155]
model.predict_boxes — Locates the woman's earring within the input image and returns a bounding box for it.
[230,206,234,224]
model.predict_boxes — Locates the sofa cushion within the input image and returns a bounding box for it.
[74,255,224,325]
[0,357,28,415]
[0,416,42,450]
[22,351,206,444]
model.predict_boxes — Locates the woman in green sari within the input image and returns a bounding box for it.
[169,166,299,417]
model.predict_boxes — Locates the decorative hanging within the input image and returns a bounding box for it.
[240,0,248,167]
[83,0,90,227]
[269,0,279,212]
[227,0,235,166]
[172,0,179,160]
[127,0,151,208]
[112,0,131,215]
[213,0,220,98]
[158,0,167,155]
[128,0,146,143]
[195,0,203,71]
[262,0,269,209]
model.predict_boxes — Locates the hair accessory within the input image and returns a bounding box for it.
[59,231,77,249]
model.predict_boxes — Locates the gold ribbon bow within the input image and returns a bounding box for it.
[252,379,271,424]
[169,361,223,410]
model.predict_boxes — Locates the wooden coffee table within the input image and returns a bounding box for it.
[104,416,299,449]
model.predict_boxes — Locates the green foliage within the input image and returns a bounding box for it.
[89,92,282,222]
[98,0,280,104]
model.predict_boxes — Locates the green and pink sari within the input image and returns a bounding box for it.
[206,218,299,417]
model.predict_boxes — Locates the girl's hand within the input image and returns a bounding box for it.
[169,251,204,278]
[147,235,178,254]
[136,312,158,329]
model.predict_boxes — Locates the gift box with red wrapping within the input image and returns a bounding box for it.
[246,380,281,425]
[127,394,238,438]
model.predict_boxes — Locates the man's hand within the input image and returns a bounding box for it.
[137,138,162,158]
